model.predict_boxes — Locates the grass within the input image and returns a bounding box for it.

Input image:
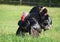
[0,4,60,42]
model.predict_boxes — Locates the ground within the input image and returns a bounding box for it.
[0,4,60,42]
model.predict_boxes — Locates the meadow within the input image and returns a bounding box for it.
[0,4,60,42]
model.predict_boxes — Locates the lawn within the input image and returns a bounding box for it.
[0,4,60,42]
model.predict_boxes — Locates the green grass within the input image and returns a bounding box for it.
[0,4,60,42]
